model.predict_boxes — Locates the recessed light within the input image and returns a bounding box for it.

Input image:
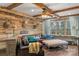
[31,9,34,12]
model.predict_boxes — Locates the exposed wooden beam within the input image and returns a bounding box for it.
[54,5,79,13]
[7,3,23,9]
[34,3,52,16]
[34,3,60,17]
[0,7,33,19]
[36,14,79,21]
[60,13,79,18]
[34,3,45,9]
[33,14,41,17]
[0,13,22,21]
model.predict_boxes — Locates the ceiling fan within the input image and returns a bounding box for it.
[33,3,60,20]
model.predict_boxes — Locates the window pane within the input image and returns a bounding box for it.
[66,19,71,35]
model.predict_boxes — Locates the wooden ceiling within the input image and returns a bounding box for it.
[34,4,79,17]
[0,3,79,19]
[0,3,34,19]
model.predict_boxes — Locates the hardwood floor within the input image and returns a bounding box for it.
[44,45,78,56]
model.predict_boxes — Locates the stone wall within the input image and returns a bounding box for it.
[0,9,42,36]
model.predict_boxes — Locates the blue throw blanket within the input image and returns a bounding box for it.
[41,34,55,39]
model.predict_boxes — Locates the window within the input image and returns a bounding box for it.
[43,16,79,36]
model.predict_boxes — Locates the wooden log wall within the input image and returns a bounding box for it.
[0,7,42,36]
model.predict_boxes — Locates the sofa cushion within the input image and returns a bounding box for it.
[27,35,37,43]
